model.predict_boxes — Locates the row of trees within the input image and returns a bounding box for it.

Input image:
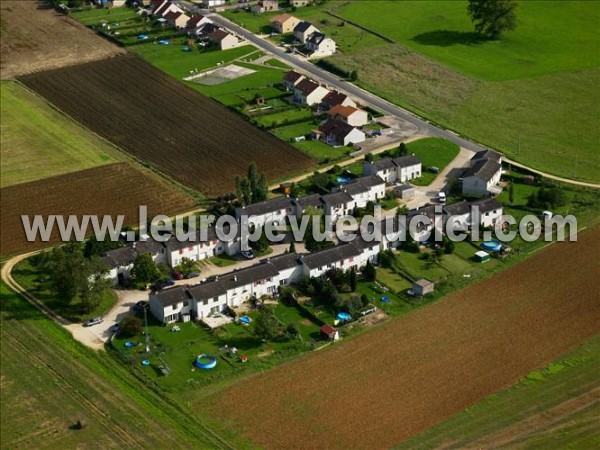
[235,163,268,206]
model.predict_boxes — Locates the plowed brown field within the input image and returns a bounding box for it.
[207,230,600,449]
[0,163,194,256]
[19,55,314,196]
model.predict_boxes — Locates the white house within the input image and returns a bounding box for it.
[164,11,190,28]
[293,21,319,44]
[290,0,310,7]
[269,13,300,34]
[202,0,226,7]
[321,191,356,222]
[471,197,504,228]
[407,205,442,242]
[443,200,471,231]
[100,239,166,286]
[293,193,324,216]
[336,175,386,209]
[394,155,422,183]
[149,285,195,324]
[300,243,361,278]
[209,29,240,51]
[305,32,336,56]
[472,149,502,165]
[462,159,502,197]
[235,196,296,229]
[293,78,330,106]
[363,155,422,184]
[317,118,365,147]
[154,0,184,17]
[251,0,279,14]
[327,104,368,127]
[321,90,356,110]
[282,70,305,91]
[186,14,212,32]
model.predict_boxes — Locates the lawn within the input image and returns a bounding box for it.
[11,259,116,323]
[407,137,460,171]
[0,279,232,449]
[253,108,314,128]
[397,335,600,449]
[270,121,350,162]
[321,1,600,183]
[1,81,120,188]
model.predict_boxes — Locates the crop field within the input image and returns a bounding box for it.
[398,335,600,449]
[325,0,600,183]
[0,1,124,79]
[0,163,194,256]
[1,81,121,188]
[0,281,232,449]
[204,229,600,449]
[20,55,313,195]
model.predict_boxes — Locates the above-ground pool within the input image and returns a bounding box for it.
[194,354,217,370]
[240,316,252,324]
[381,296,390,303]
[337,312,352,321]
[125,341,134,348]
[481,240,502,252]
[337,176,351,185]
[141,359,150,366]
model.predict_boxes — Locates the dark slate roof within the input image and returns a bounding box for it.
[473,149,501,162]
[197,22,217,35]
[295,78,321,96]
[444,200,470,217]
[99,239,164,269]
[319,118,355,142]
[471,197,503,214]
[306,31,326,45]
[166,226,220,251]
[294,21,314,33]
[153,285,193,307]
[187,14,206,27]
[463,159,501,182]
[393,184,414,194]
[283,71,303,83]
[352,235,380,250]
[210,29,231,42]
[267,252,305,272]
[322,90,349,107]
[301,243,360,269]
[369,158,396,171]
[341,175,385,196]
[321,190,354,206]
[294,193,323,210]
[237,196,294,218]
[393,155,421,168]
[407,204,439,221]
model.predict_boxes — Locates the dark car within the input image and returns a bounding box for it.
[133,300,149,312]
[185,271,200,279]
[150,279,174,291]
[172,270,184,280]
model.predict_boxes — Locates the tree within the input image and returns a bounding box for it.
[289,240,296,253]
[527,187,567,210]
[398,142,408,156]
[289,182,300,199]
[120,316,143,337]
[131,253,161,285]
[235,163,268,204]
[349,70,358,81]
[84,236,123,258]
[254,310,281,341]
[444,240,456,255]
[467,0,518,39]
[286,323,300,338]
[362,261,376,282]
[175,257,200,276]
[348,267,357,292]
[364,153,374,163]
[509,182,515,205]
[360,293,369,308]
[255,173,268,203]
[250,225,270,254]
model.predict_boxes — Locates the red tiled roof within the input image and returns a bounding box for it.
[328,104,359,118]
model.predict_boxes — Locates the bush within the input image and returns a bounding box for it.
[120,316,143,337]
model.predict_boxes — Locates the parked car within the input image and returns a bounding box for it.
[110,323,120,333]
[133,300,149,312]
[84,317,103,327]
[438,192,446,203]
[172,270,184,280]
[241,250,255,260]
[150,279,175,291]
[428,166,440,174]
[185,271,200,279]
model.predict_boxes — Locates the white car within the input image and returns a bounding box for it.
[438,192,447,203]
[241,250,255,260]
[84,317,103,327]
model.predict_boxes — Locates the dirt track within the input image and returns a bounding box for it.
[0,1,124,79]
[207,229,600,449]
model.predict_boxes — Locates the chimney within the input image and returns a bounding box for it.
[233,275,238,282]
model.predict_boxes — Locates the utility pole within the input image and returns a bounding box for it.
[144,307,150,354]
[517,131,521,156]
[573,155,578,179]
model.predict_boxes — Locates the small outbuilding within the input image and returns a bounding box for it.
[412,279,434,296]
[320,324,339,341]
[474,250,491,263]
[394,184,415,199]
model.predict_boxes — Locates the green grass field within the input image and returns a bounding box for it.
[397,335,600,449]
[323,1,600,183]
[406,137,460,185]
[0,280,232,449]
[1,82,120,188]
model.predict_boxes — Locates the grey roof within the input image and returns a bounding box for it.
[295,78,321,96]
[321,190,354,206]
[352,235,380,250]
[471,197,503,214]
[322,90,349,107]
[306,31,326,45]
[301,243,360,269]
[319,118,356,141]
[340,175,385,196]
[267,252,305,272]
[166,226,219,251]
[294,21,314,33]
[237,196,294,218]
[473,149,501,162]
[463,159,501,182]
[370,158,396,171]
[394,184,414,193]
[393,155,421,168]
[153,285,193,307]
[444,200,470,217]
[407,204,438,221]
[99,239,164,269]
[294,193,323,210]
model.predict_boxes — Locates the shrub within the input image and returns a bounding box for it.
[120,316,143,337]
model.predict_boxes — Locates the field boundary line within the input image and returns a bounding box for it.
[324,11,395,44]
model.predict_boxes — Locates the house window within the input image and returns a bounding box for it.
[213,297,218,303]
[183,300,189,307]
[202,299,208,305]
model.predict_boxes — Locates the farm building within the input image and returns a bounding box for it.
[294,21,319,44]
[320,324,340,341]
[305,32,336,56]
[293,79,330,106]
[282,70,305,90]
[327,104,368,127]
[412,279,434,296]
[251,0,279,14]
[321,90,356,110]
[270,14,300,33]
[317,118,365,146]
